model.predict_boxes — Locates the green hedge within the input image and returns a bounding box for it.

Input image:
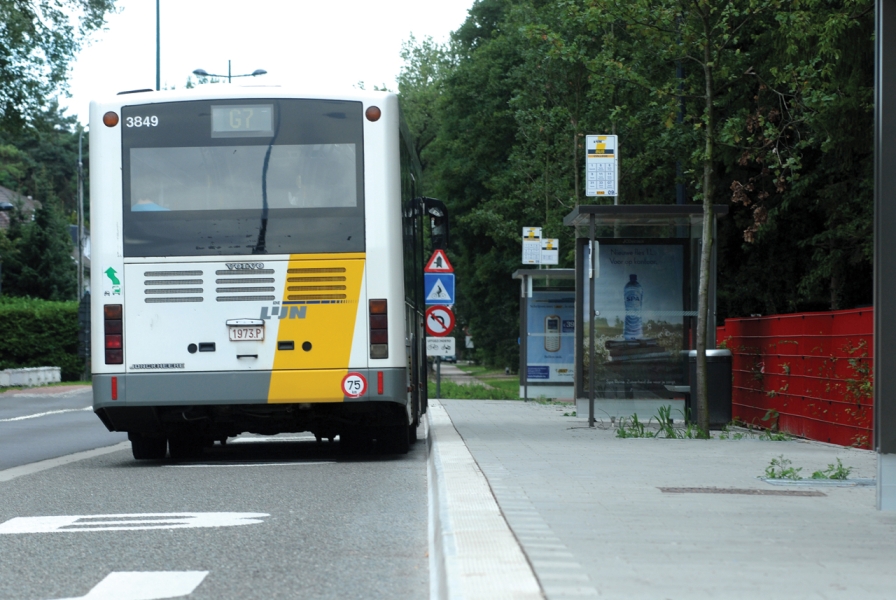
[0,297,83,381]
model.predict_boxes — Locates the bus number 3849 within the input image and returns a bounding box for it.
[125,116,159,127]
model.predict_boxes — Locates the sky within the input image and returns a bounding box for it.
[62,0,475,125]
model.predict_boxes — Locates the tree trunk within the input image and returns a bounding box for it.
[696,12,715,438]
[572,124,580,201]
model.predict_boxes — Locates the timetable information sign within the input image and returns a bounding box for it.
[585,135,618,197]
[541,239,559,265]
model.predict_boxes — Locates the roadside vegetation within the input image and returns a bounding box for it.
[399,0,874,372]
[0,297,83,381]
[615,404,795,440]
[427,379,517,400]
[427,362,520,399]
[764,456,854,480]
[0,1,116,302]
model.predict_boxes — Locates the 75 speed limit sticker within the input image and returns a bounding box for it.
[341,372,368,398]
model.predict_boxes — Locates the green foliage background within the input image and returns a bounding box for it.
[0,297,81,381]
[399,0,874,370]
[0,0,114,303]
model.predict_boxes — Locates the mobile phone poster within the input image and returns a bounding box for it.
[526,292,575,383]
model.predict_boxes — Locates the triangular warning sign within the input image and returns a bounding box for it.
[424,249,454,273]
[426,278,452,301]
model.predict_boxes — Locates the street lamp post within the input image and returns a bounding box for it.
[192,60,267,84]
[156,0,160,91]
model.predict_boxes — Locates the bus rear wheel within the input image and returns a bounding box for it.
[168,433,203,460]
[129,433,167,460]
[378,424,410,455]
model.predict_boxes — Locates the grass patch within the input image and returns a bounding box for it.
[455,364,511,379]
[481,378,519,396]
[427,379,517,400]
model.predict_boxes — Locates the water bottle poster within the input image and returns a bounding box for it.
[526,292,575,383]
[583,241,687,394]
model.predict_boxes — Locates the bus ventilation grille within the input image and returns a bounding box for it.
[286,267,347,301]
[215,271,276,302]
[143,270,204,303]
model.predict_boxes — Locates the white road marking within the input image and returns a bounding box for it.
[53,571,208,600]
[166,462,334,468]
[0,512,269,534]
[0,442,129,483]
[0,406,91,422]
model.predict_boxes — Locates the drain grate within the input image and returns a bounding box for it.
[659,487,825,497]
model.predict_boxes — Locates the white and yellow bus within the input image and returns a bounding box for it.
[89,86,441,459]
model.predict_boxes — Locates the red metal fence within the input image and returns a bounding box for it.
[717,309,873,448]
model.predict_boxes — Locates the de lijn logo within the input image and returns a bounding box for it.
[259,303,307,320]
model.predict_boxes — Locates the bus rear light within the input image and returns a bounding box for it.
[365,106,381,122]
[104,304,123,364]
[369,299,388,359]
[377,371,384,395]
[103,111,119,127]
[111,376,118,400]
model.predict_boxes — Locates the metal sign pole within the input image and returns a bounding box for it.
[589,214,596,427]
[522,274,529,402]
[436,356,441,399]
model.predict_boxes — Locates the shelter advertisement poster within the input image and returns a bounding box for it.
[583,242,687,397]
[526,292,575,383]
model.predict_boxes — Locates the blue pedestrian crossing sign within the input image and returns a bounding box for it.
[424,273,455,305]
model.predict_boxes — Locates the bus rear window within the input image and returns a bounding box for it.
[130,144,357,212]
[121,98,364,257]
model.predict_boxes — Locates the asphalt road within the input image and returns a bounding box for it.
[0,387,429,600]
[0,385,127,470]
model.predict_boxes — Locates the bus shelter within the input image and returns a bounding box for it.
[563,205,728,423]
[512,269,575,401]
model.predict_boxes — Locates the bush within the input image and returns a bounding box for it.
[0,296,82,380]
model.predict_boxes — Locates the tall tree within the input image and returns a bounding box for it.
[398,35,453,174]
[0,0,117,132]
[0,103,85,217]
[571,0,783,434]
[9,198,77,300]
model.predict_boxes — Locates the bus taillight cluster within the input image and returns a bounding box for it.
[369,299,388,359]
[104,304,123,364]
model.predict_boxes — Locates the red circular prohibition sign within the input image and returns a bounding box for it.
[425,305,456,337]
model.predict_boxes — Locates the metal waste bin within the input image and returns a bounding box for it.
[687,349,732,428]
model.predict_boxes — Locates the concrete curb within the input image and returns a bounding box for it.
[0,367,61,387]
[426,399,542,599]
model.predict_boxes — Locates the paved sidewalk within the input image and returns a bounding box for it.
[440,399,896,599]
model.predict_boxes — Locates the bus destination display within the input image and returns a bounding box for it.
[211,104,274,137]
